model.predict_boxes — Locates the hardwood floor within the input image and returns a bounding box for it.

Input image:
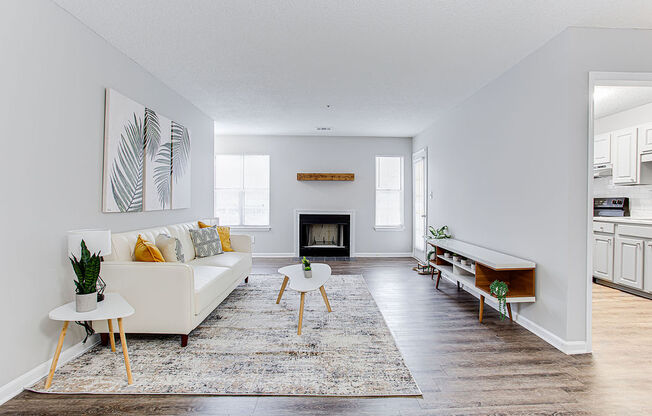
[3,258,652,415]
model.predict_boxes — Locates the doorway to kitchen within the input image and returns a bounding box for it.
[588,73,652,359]
[412,148,428,262]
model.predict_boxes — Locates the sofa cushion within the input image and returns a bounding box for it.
[167,222,199,262]
[134,235,165,262]
[189,252,252,276]
[191,265,234,315]
[189,227,223,257]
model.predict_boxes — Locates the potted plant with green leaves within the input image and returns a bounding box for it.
[489,280,509,321]
[70,240,102,312]
[425,225,452,266]
[301,256,312,278]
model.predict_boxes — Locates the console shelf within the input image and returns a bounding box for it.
[428,238,536,322]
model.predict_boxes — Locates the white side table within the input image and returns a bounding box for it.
[46,293,135,389]
[277,263,332,335]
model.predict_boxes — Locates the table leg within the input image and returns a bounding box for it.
[479,295,485,323]
[117,318,133,385]
[298,292,306,335]
[507,303,513,322]
[319,286,332,312]
[107,319,116,352]
[276,275,289,304]
[45,321,69,389]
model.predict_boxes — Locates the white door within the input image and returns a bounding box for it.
[412,148,428,261]
[644,241,652,293]
[592,234,613,281]
[613,127,638,184]
[614,236,644,289]
[638,123,652,154]
[594,133,611,165]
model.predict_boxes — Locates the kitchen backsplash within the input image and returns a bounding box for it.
[594,176,652,218]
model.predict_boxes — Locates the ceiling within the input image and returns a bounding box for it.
[53,0,652,137]
[594,86,652,119]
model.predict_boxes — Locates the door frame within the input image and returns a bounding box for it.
[586,72,652,353]
[412,147,428,261]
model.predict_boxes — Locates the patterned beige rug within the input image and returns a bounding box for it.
[30,274,421,397]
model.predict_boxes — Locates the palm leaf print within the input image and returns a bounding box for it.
[171,121,190,180]
[110,114,144,212]
[144,108,161,160]
[153,142,172,208]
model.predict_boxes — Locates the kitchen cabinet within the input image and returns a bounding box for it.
[614,236,644,290]
[638,122,652,154]
[594,133,611,165]
[593,234,613,281]
[613,127,638,184]
[645,241,652,293]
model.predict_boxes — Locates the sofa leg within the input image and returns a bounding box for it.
[100,333,109,346]
[181,334,188,347]
[245,276,249,283]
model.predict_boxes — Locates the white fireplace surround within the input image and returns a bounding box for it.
[294,209,355,257]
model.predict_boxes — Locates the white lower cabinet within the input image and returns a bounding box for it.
[614,236,644,290]
[593,234,613,281]
[644,242,652,293]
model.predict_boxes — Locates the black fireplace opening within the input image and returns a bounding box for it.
[299,214,350,257]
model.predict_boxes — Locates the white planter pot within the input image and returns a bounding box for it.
[76,292,98,312]
[304,269,312,278]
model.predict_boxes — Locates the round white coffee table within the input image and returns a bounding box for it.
[276,263,332,335]
[46,293,135,389]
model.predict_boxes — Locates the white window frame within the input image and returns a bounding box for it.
[214,154,271,231]
[374,155,405,231]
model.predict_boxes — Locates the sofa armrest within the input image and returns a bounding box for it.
[94,262,195,334]
[230,234,252,253]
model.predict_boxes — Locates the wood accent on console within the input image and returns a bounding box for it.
[297,173,354,181]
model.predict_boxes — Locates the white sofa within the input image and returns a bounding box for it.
[93,220,252,346]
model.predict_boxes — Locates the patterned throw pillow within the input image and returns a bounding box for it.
[155,233,185,263]
[189,226,223,258]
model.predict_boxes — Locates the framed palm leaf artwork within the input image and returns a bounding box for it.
[102,89,191,213]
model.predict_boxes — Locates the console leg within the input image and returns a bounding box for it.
[479,295,485,323]
[507,303,513,322]
[435,272,441,290]
[245,276,249,283]
[181,334,188,347]
[100,333,109,346]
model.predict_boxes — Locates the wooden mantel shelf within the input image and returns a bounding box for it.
[297,173,354,181]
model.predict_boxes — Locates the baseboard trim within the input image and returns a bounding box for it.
[0,334,100,405]
[252,252,415,258]
[514,313,590,355]
[252,253,296,258]
[454,284,590,355]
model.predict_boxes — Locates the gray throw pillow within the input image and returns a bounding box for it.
[189,226,223,258]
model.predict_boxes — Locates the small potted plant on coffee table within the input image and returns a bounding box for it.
[301,256,312,278]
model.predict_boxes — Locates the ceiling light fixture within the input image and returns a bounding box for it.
[316,127,332,131]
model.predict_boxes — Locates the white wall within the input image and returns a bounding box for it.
[414,27,652,351]
[215,135,413,256]
[0,0,214,390]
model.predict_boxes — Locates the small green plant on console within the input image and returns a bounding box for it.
[490,280,509,321]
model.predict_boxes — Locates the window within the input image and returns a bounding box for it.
[375,156,404,229]
[214,154,270,228]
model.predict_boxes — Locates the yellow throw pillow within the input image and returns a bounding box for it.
[198,221,234,252]
[134,235,165,262]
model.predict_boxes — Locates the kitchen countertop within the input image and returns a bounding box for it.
[594,217,652,225]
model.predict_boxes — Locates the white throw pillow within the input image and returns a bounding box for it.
[155,233,185,263]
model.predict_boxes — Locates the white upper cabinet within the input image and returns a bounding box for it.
[594,133,611,165]
[638,122,652,154]
[612,127,638,185]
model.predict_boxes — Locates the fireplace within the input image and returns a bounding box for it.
[299,214,351,257]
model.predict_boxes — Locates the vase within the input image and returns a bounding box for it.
[76,292,98,312]
[304,269,312,278]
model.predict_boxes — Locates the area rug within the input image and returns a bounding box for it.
[30,274,421,397]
